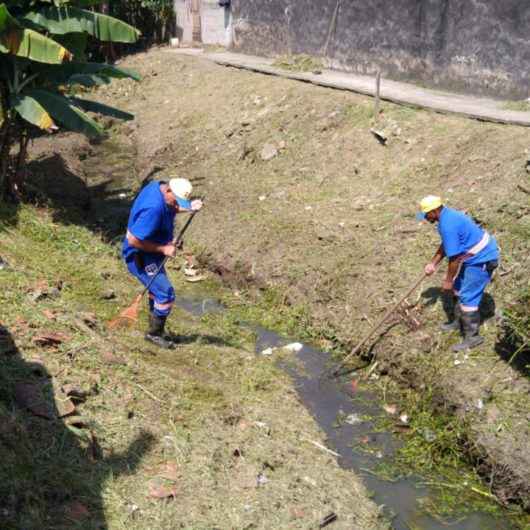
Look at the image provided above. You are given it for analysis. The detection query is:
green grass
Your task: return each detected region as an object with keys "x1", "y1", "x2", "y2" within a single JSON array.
[
  {"x1": 272, "y1": 54, "x2": 324, "y2": 73},
  {"x1": 502, "y1": 100, "x2": 530, "y2": 112},
  {"x1": 369, "y1": 386, "x2": 529, "y2": 526},
  {"x1": 0, "y1": 200, "x2": 387, "y2": 530}
]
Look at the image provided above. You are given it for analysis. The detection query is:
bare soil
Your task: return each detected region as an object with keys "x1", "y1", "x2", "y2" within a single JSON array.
[{"x1": 24, "y1": 46, "x2": 530, "y2": 513}]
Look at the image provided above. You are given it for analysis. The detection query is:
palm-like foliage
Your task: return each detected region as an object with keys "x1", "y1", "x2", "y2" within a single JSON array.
[{"x1": 0, "y1": 0, "x2": 141, "y2": 199}]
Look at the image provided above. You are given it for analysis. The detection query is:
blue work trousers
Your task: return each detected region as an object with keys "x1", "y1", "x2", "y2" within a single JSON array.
[{"x1": 126, "y1": 253, "x2": 175, "y2": 317}]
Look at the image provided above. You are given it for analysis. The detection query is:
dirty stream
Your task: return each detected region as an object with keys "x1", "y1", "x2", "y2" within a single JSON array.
[
  {"x1": 173, "y1": 293, "x2": 515, "y2": 530},
  {"x1": 75, "y1": 134, "x2": 522, "y2": 529}
]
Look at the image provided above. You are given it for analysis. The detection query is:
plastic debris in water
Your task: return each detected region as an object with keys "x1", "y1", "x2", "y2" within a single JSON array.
[
  {"x1": 283, "y1": 342, "x2": 303, "y2": 353},
  {"x1": 399, "y1": 413, "x2": 409, "y2": 424},
  {"x1": 345, "y1": 413, "x2": 362, "y2": 425},
  {"x1": 383, "y1": 404, "x2": 398, "y2": 415},
  {"x1": 261, "y1": 347, "x2": 274, "y2": 356}
]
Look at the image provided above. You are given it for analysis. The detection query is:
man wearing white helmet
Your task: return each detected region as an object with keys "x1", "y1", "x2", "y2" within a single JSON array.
[
  {"x1": 418, "y1": 196, "x2": 499, "y2": 351},
  {"x1": 122, "y1": 178, "x2": 203, "y2": 348}
]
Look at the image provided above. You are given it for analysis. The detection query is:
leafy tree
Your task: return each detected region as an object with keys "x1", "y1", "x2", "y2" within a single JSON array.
[{"x1": 0, "y1": 0, "x2": 141, "y2": 200}]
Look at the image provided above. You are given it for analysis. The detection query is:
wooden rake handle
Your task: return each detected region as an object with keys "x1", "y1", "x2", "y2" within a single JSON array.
[{"x1": 331, "y1": 272, "x2": 428, "y2": 377}]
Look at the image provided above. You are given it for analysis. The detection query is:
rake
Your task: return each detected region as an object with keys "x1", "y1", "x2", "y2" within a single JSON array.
[
  {"x1": 108, "y1": 210, "x2": 199, "y2": 330},
  {"x1": 324, "y1": 271, "x2": 429, "y2": 378}
]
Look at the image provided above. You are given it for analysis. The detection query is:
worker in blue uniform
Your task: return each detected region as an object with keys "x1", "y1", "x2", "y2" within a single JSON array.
[
  {"x1": 123, "y1": 178, "x2": 203, "y2": 349},
  {"x1": 417, "y1": 196, "x2": 499, "y2": 351}
]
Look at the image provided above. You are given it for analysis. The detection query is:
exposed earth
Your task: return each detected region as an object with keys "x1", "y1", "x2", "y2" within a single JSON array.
[{"x1": 1, "y1": 47, "x2": 529, "y2": 528}]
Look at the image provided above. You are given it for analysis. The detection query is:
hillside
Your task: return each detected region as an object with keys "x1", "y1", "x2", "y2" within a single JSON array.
[{"x1": 1, "y1": 47, "x2": 529, "y2": 527}]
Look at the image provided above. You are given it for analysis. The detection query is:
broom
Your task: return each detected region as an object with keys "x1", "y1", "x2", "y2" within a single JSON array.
[{"x1": 108, "y1": 210, "x2": 199, "y2": 330}]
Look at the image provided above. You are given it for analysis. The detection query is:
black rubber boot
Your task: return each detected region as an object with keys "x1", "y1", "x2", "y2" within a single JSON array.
[
  {"x1": 440, "y1": 299, "x2": 461, "y2": 332},
  {"x1": 145, "y1": 314, "x2": 175, "y2": 350},
  {"x1": 452, "y1": 311, "x2": 484, "y2": 352}
]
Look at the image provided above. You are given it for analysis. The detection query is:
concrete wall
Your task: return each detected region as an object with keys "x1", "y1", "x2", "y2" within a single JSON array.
[
  {"x1": 175, "y1": 0, "x2": 233, "y2": 46},
  {"x1": 230, "y1": 0, "x2": 530, "y2": 99},
  {"x1": 174, "y1": 0, "x2": 193, "y2": 43}
]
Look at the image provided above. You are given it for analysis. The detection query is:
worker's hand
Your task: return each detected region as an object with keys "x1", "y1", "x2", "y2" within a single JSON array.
[
  {"x1": 442, "y1": 278, "x2": 453, "y2": 291},
  {"x1": 161, "y1": 243, "x2": 176, "y2": 258},
  {"x1": 424, "y1": 262, "x2": 437, "y2": 276},
  {"x1": 191, "y1": 199, "x2": 203, "y2": 211}
]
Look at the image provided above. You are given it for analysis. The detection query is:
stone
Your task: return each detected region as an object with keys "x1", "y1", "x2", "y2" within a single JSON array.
[
  {"x1": 260, "y1": 143, "x2": 278, "y2": 161},
  {"x1": 0, "y1": 256, "x2": 10, "y2": 271},
  {"x1": 370, "y1": 128, "x2": 387, "y2": 145},
  {"x1": 101, "y1": 289, "x2": 116, "y2": 300}
]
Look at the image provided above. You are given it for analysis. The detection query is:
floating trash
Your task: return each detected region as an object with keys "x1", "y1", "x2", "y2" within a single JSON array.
[
  {"x1": 345, "y1": 413, "x2": 363, "y2": 425},
  {"x1": 283, "y1": 342, "x2": 303, "y2": 353},
  {"x1": 383, "y1": 404, "x2": 398, "y2": 415}
]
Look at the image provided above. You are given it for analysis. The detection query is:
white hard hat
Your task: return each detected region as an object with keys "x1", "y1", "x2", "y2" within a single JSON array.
[{"x1": 169, "y1": 178, "x2": 192, "y2": 199}]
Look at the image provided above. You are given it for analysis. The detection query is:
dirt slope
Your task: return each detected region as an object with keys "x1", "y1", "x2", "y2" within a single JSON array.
[
  {"x1": 28, "y1": 47, "x2": 530, "y2": 509},
  {"x1": 0, "y1": 203, "x2": 387, "y2": 528}
]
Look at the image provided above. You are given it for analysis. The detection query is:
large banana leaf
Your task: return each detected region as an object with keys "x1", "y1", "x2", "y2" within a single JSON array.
[
  {"x1": 68, "y1": 73, "x2": 110, "y2": 86},
  {"x1": 11, "y1": 93, "x2": 55, "y2": 129},
  {"x1": 71, "y1": 97, "x2": 134, "y2": 121},
  {"x1": 55, "y1": 61, "x2": 140, "y2": 81},
  {"x1": 23, "y1": 6, "x2": 141, "y2": 42},
  {"x1": 31, "y1": 61, "x2": 141, "y2": 86},
  {"x1": 0, "y1": 4, "x2": 71, "y2": 63},
  {"x1": 26, "y1": 88, "x2": 103, "y2": 137}
]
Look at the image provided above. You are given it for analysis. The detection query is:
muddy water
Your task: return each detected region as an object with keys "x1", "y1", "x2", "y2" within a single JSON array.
[
  {"x1": 173, "y1": 294, "x2": 515, "y2": 530},
  {"x1": 83, "y1": 137, "x2": 516, "y2": 529}
]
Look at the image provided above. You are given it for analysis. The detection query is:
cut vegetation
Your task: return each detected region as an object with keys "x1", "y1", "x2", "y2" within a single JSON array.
[{"x1": 1, "y1": 46, "x2": 529, "y2": 528}]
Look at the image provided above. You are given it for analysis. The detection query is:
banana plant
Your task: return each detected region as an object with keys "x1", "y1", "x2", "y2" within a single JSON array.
[{"x1": 0, "y1": 0, "x2": 141, "y2": 199}]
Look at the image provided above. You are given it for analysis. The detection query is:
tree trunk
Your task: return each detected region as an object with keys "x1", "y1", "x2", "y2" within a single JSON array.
[
  {"x1": 12, "y1": 129, "x2": 29, "y2": 198},
  {"x1": 0, "y1": 116, "x2": 15, "y2": 201}
]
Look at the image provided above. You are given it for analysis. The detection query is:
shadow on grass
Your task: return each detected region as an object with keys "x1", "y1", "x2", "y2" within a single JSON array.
[
  {"x1": 0, "y1": 199, "x2": 20, "y2": 232},
  {"x1": 25, "y1": 151, "x2": 134, "y2": 244},
  {"x1": 421, "y1": 286, "x2": 496, "y2": 323},
  {"x1": 167, "y1": 332, "x2": 245, "y2": 349},
  {"x1": 494, "y1": 289, "x2": 530, "y2": 379},
  {"x1": 0, "y1": 324, "x2": 154, "y2": 530},
  {"x1": 495, "y1": 336, "x2": 530, "y2": 379}
]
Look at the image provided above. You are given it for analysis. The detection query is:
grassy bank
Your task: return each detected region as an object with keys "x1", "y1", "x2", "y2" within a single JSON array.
[
  {"x1": 0, "y1": 202, "x2": 387, "y2": 529},
  {"x1": 83, "y1": 48, "x2": 530, "y2": 509}
]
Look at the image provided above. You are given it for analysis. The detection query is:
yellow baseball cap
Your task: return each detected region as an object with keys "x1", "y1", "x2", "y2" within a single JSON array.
[{"x1": 416, "y1": 195, "x2": 442, "y2": 220}]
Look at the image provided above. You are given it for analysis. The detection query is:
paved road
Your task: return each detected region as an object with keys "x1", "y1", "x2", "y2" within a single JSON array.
[{"x1": 168, "y1": 48, "x2": 530, "y2": 127}]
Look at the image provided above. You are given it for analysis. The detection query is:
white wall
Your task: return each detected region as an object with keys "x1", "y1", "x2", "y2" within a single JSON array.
[
  {"x1": 174, "y1": 0, "x2": 193, "y2": 43},
  {"x1": 174, "y1": 0, "x2": 232, "y2": 46}
]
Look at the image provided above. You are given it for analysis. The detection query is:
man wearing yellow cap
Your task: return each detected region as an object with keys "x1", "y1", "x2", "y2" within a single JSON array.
[{"x1": 418, "y1": 196, "x2": 499, "y2": 351}]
